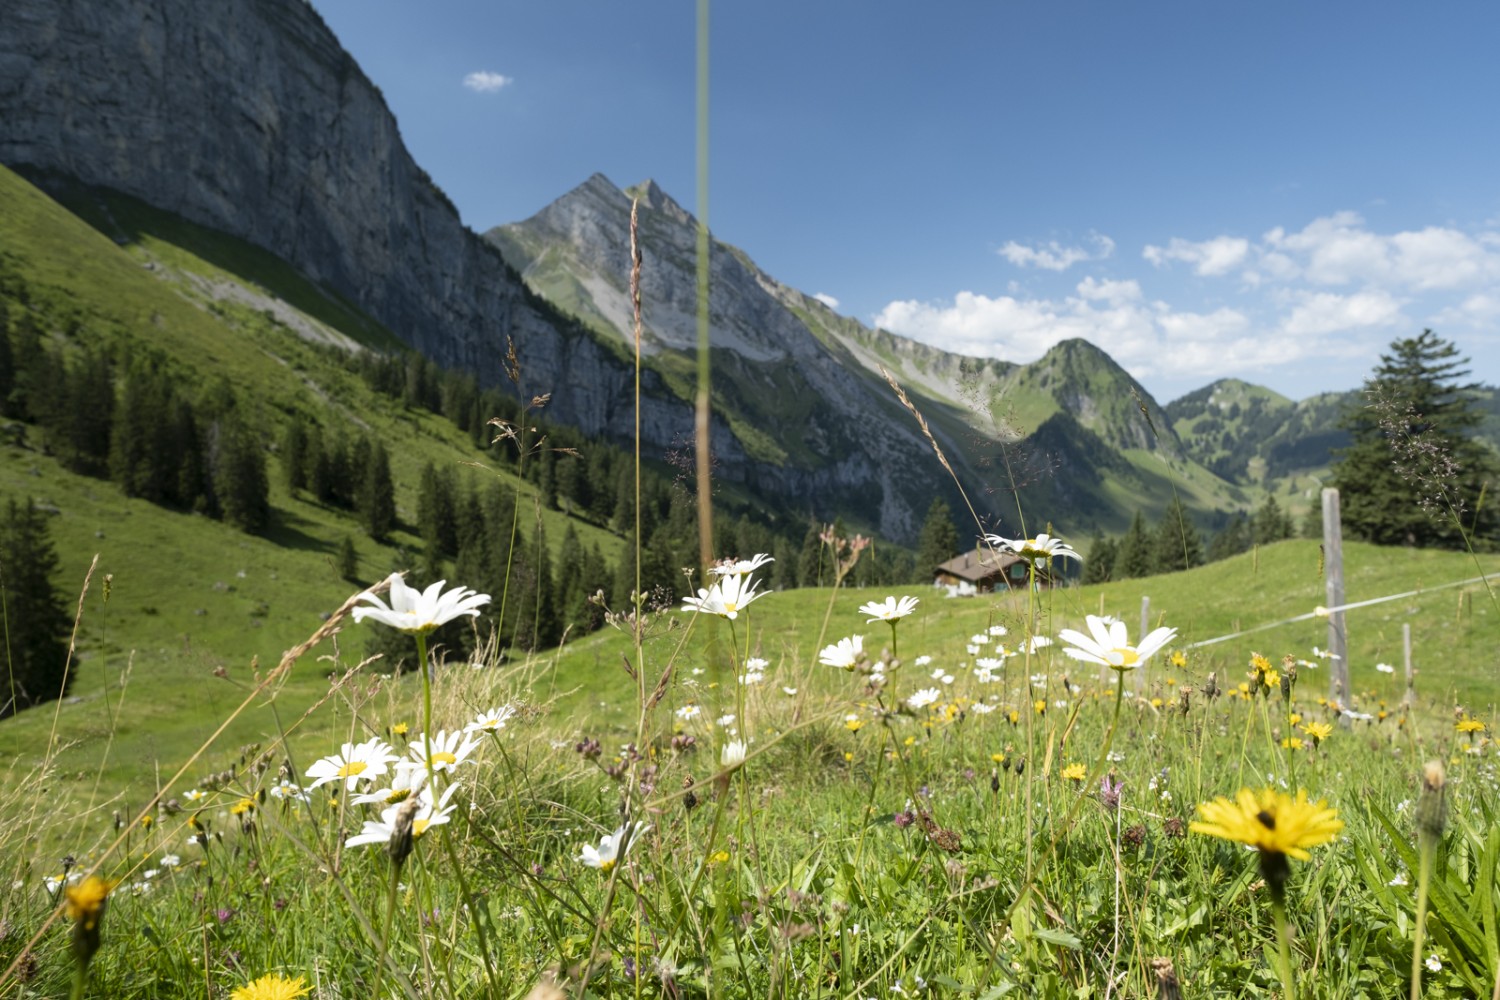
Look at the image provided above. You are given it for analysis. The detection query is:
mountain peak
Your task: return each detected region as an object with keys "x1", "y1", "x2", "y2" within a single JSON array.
[{"x1": 625, "y1": 178, "x2": 693, "y2": 226}]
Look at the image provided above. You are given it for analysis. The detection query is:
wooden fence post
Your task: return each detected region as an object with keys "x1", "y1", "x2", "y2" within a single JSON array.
[{"x1": 1321, "y1": 488, "x2": 1349, "y2": 717}]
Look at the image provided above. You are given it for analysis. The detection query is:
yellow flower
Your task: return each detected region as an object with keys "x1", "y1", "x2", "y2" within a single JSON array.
[
  {"x1": 391, "y1": 722, "x2": 410, "y2": 737},
  {"x1": 65, "y1": 876, "x2": 116, "y2": 966},
  {"x1": 230, "y1": 797, "x2": 255, "y2": 816},
  {"x1": 1457, "y1": 717, "x2": 1487, "y2": 735},
  {"x1": 1281, "y1": 737, "x2": 1305, "y2": 750},
  {"x1": 1007, "y1": 710, "x2": 1020, "y2": 725},
  {"x1": 1288, "y1": 712, "x2": 1302, "y2": 726},
  {"x1": 708, "y1": 850, "x2": 730, "y2": 865},
  {"x1": 64, "y1": 876, "x2": 115, "y2": 930},
  {"x1": 1034, "y1": 699, "x2": 1046, "y2": 715},
  {"x1": 1190, "y1": 788, "x2": 1343, "y2": 861},
  {"x1": 1060, "y1": 762, "x2": 1087, "y2": 782},
  {"x1": 990, "y1": 753, "x2": 1006, "y2": 764},
  {"x1": 1263, "y1": 669, "x2": 1280, "y2": 690},
  {"x1": 230, "y1": 973, "x2": 311, "y2": 1000},
  {"x1": 1301, "y1": 721, "x2": 1333, "y2": 745},
  {"x1": 1169, "y1": 650, "x2": 1188, "y2": 669},
  {"x1": 843, "y1": 714, "x2": 864, "y2": 732},
  {"x1": 1250, "y1": 653, "x2": 1271, "y2": 674},
  {"x1": 1150, "y1": 697, "x2": 1164, "y2": 709},
  {"x1": 843, "y1": 752, "x2": 853, "y2": 762}
]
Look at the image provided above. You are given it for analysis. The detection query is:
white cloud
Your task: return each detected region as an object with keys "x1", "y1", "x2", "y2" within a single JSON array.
[
  {"x1": 463, "y1": 71, "x2": 513, "y2": 93},
  {"x1": 812, "y1": 292, "x2": 840, "y2": 310},
  {"x1": 1281, "y1": 290, "x2": 1404, "y2": 337},
  {"x1": 997, "y1": 233, "x2": 1114, "y2": 271},
  {"x1": 1075, "y1": 276, "x2": 1141, "y2": 303},
  {"x1": 1142, "y1": 235, "x2": 1250, "y2": 276}
]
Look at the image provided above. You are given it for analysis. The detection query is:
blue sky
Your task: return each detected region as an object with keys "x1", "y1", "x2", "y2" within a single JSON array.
[{"x1": 314, "y1": 1, "x2": 1500, "y2": 403}]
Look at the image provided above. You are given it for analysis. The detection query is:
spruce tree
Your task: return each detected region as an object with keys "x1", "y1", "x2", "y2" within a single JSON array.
[
  {"x1": 1251, "y1": 495, "x2": 1293, "y2": 545},
  {"x1": 1152, "y1": 496, "x2": 1203, "y2": 573},
  {"x1": 1208, "y1": 512, "x2": 1251, "y2": 562},
  {"x1": 1116, "y1": 511, "x2": 1153, "y2": 579},
  {"x1": 336, "y1": 534, "x2": 359, "y2": 583},
  {"x1": 0, "y1": 499, "x2": 72, "y2": 717},
  {"x1": 915, "y1": 498, "x2": 960, "y2": 585},
  {"x1": 1332, "y1": 330, "x2": 1497, "y2": 547},
  {"x1": 214, "y1": 417, "x2": 271, "y2": 533},
  {"x1": 360, "y1": 441, "x2": 396, "y2": 541},
  {"x1": 1081, "y1": 532, "x2": 1115, "y2": 584},
  {"x1": 281, "y1": 418, "x2": 309, "y2": 493}
]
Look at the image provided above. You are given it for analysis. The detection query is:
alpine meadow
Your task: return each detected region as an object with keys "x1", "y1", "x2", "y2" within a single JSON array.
[{"x1": 1, "y1": 3, "x2": 1499, "y2": 1000}]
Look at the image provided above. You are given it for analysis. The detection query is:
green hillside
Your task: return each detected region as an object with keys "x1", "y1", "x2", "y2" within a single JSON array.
[
  {"x1": 0, "y1": 164, "x2": 628, "y2": 795},
  {"x1": 543, "y1": 538, "x2": 1500, "y2": 732}
]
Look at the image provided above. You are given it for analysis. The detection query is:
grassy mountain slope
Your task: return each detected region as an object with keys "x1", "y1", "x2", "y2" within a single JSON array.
[
  {"x1": 0, "y1": 164, "x2": 623, "y2": 793},
  {"x1": 493, "y1": 177, "x2": 1246, "y2": 536}
]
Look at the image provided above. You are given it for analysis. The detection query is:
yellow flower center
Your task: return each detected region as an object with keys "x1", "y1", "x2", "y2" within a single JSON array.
[
  {"x1": 413, "y1": 819, "x2": 430, "y2": 838},
  {"x1": 432, "y1": 752, "x2": 457, "y2": 766},
  {"x1": 337, "y1": 761, "x2": 368, "y2": 778},
  {"x1": 723, "y1": 602, "x2": 738, "y2": 614},
  {"x1": 1112, "y1": 648, "x2": 1140, "y2": 668},
  {"x1": 387, "y1": 789, "x2": 411, "y2": 804},
  {"x1": 599, "y1": 859, "x2": 616, "y2": 872}
]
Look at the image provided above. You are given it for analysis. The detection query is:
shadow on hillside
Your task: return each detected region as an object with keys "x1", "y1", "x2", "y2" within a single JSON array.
[
  {"x1": 262, "y1": 507, "x2": 333, "y2": 556},
  {"x1": 22, "y1": 167, "x2": 402, "y2": 350}
]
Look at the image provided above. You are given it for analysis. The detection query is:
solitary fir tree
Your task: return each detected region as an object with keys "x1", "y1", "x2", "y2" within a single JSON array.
[
  {"x1": 0, "y1": 499, "x2": 72, "y2": 717},
  {"x1": 1332, "y1": 330, "x2": 1498, "y2": 548}
]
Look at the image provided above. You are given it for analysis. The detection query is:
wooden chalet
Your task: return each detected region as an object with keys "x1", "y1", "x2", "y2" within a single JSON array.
[{"x1": 934, "y1": 549, "x2": 1053, "y2": 592}]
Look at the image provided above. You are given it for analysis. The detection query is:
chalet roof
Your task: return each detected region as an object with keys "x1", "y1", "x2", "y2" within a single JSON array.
[{"x1": 935, "y1": 548, "x2": 1028, "y2": 583}]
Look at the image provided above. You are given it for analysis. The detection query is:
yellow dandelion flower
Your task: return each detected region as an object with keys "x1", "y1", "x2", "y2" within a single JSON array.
[
  {"x1": 1034, "y1": 699, "x2": 1046, "y2": 715},
  {"x1": 65, "y1": 875, "x2": 116, "y2": 966},
  {"x1": 1250, "y1": 653, "x2": 1271, "y2": 674},
  {"x1": 1238, "y1": 682, "x2": 1251, "y2": 695},
  {"x1": 64, "y1": 876, "x2": 115, "y2": 930},
  {"x1": 991, "y1": 752, "x2": 1006, "y2": 764},
  {"x1": 1263, "y1": 669, "x2": 1280, "y2": 689},
  {"x1": 1060, "y1": 762, "x2": 1087, "y2": 782},
  {"x1": 843, "y1": 752, "x2": 853, "y2": 762},
  {"x1": 1288, "y1": 712, "x2": 1302, "y2": 726},
  {"x1": 708, "y1": 850, "x2": 730, "y2": 865},
  {"x1": 230, "y1": 797, "x2": 255, "y2": 816},
  {"x1": 230, "y1": 973, "x2": 311, "y2": 1000},
  {"x1": 391, "y1": 722, "x2": 410, "y2": 737},
  {"x1": 1169, "y1": 650, "x2": 1188, "y2": 669},
  {"x1": 1190, "y1": 788, "x2": 1343, "y2": 861},
  {"x1": 1281, "y1": 737, "x2": 1305, "y2": 750},
  {"x1": 1007, "y1": 710, "x2": 1020, "y2": 725},
  {"x1": 1456, "y1": 718, "x2": 1487, "y2": 735},
  {"x1": 1301, "y1": 721, "x2": 1333, "y2": 745},
  {"x1": 1150, "y1": 697, "x2": 1164, "y2": 708}
]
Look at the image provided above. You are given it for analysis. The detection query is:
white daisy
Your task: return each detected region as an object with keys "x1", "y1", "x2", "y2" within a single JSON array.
[
  {"x1": 1057, "y1": 615, "x2": 1177, "y2": 671},
  {"x1": 819, "y1": 635, "x2": 865, "y2": 670},
  {"x1": 353, "y1": 574, "x2": 490, "y2": 635},
  {"x1": 408, "y1": 730, "x2": 483, "y2": 775},
  {"x1": 709, "y1": 553, "x2": 774, "y2": 577},
  {"x1": 306, "y1": 737, "x2": 398, "y2": 791},
  {"x1": 857, "y1": 595, "x2": 920, "y2": 622},
  {"x1": 907, "y1": 688, "x2": 941, "y2": 710},
  {"x1": 352, "y1": 762, "x2": 427, "y2": 806},
  {"x1": 681, "y1": 573, "x2": 767, "y2": 620},
  {"x1": 345, "y1": 783, "x2": 459, "y2": 850},
  {"x1": 578, "y1": 822, "x2": 650, "y2": 872},
  {"x1": 984, "y1": 532, "x2": 1082, "y2": 566},
  {"x1": 464, "y1": 704, "x2": 517, "y2": 735}
]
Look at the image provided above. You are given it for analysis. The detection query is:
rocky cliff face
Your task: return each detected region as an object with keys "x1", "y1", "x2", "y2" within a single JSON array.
[
  {"x1": 490, "y1": 174, "x2": 1003, "y2": 539},
  {"x1": 0, "y1": 2, "x2": 765, "y2": 521},
  {"x1": 0, "y1": 0, "x2": 978, "y2": 540}
]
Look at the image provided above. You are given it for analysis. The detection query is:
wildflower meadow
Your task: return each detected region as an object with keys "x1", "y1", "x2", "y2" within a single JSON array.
[{"x1": 1, "y1": 510, "x2": 1497, "y2": 1000}]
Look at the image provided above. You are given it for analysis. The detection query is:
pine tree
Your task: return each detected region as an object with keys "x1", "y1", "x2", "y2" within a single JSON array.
[
  {"x1": 0, "y1": 499, "x2": 72, "y2": 717},
  {"x1": 1116, "y1": 511, "x2": 1153, "y2": 579},
  {"x1": 1152, "y1": 496, "x2": 1203, "y2": 573},
  {"x1": 214, "y1": 416, "x2": 271, "y2": 533},
  {"x1": 281, "y1": 418, "x2": 309, "y2": 493},
  {"x1": 360, "y1": 441, "x2": 396, "y2": 541},
  {"x1": 1208, "y1": 512, "x2": 1251, "y2": 562},
  {"x1": 1251, "y1": 495, "x2": 1293, "y2": 545},
  {"x1": 1332, "y1": 330, "x2": 1498, "y2": 547},
  {"x1": 336, "y1": 534, "x2": 359, "y2": 583},
  {"x1": 1081, "y1": 532, "x2": 1115, "y2": 584},
  {"x1": 915, "y1": 498, "x2": 960, "y2": 585}
]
